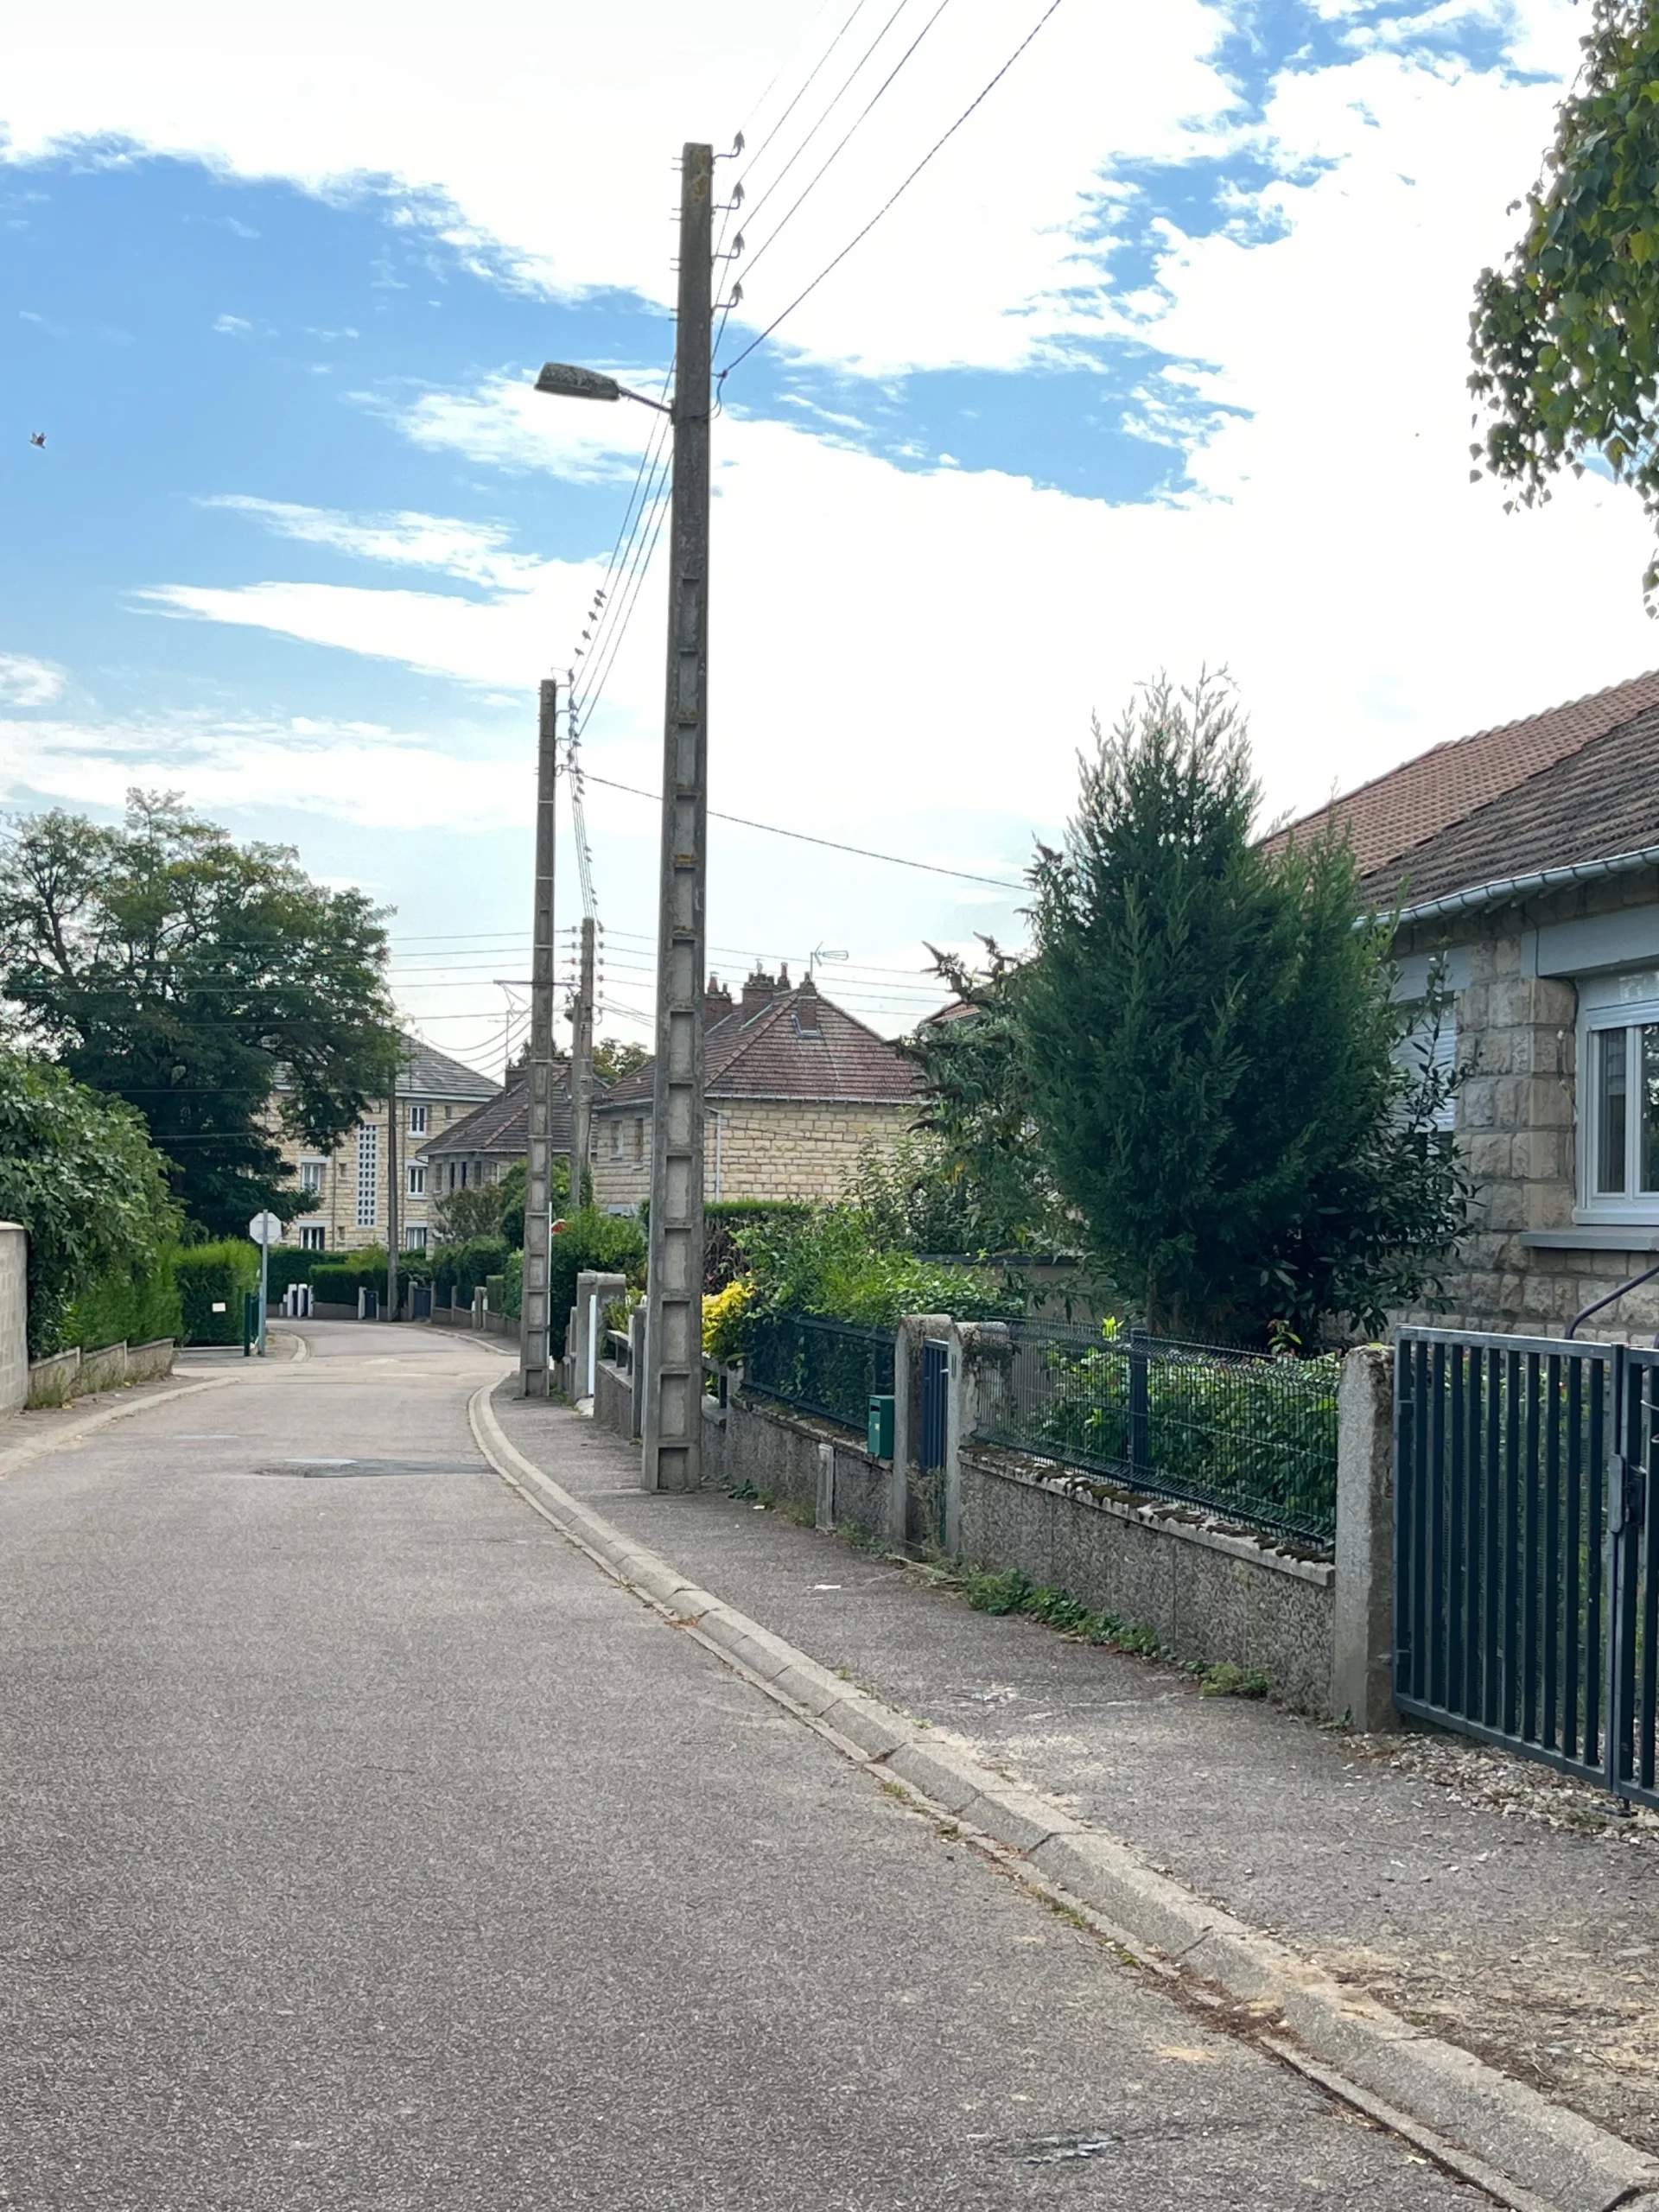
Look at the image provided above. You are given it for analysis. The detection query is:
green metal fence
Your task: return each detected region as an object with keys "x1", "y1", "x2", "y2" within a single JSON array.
[
  {"x1": 978, "y1": 1323, "x2": 1341, "y2": 1548},
  {"x1": 743, "y1": 1313, "x2": 897, "y2": 1433}
]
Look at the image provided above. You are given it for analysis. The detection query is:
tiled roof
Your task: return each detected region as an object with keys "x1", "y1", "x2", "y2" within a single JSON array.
[
  {"x1": 400, "y1": 1035, "x2": 499, "y2": 1103},
  {"x1": 597, "y1": 980, "x2": 918, "y2": 1109},
  {"x1": 1360, "y1": 699, "x2": 1659, "y2": 910},
  {"x1": 426, "y1": 1065, "x2": 591, "y2": 1157},
  {"x1": 1280, "y1": 668, "x2": 1659, "y2": 878}
]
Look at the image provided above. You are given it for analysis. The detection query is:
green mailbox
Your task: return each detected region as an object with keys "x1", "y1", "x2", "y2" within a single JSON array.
[{"x1": 868, "y1": 1393, "x2": 895, "y2": 1459}]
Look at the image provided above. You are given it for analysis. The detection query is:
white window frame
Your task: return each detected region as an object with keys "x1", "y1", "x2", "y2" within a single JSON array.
[
  {"x1": 1576, "y1": 969, "x2": 1659, "y2": 1226},
  {"x1": 356, "y1": 1121, "x2": 379, "y2": 1229},
  {"x1": 407, "y1": 1164, "x2": 426, "y2": 1198},
  {"x1": 299, "y1": 1158, "x2": 324, "y2": 1194},
  {"x1": 409, "y1": 1103, "x2": 428, "y2": 1135},
  {"x1": 404, "y1": 1225, "x2": 428, "y2": 1251},
  {"x1": 298, "y1": 1224, "x2": 327, "y2": 1251}
]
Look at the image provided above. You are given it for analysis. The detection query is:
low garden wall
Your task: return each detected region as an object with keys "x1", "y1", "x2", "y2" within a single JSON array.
[
  {"x1": 25, "y1": 1337, "x2": 175, "y2": 1408},
  {"x1": 587, "y1": 1331, "x2": 1377, "y2": 1722}
]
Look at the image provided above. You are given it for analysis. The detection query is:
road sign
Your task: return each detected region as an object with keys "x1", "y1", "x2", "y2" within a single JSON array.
[{"x1": 247, "y1": 1211, "x2": 282, "y2": 1247}]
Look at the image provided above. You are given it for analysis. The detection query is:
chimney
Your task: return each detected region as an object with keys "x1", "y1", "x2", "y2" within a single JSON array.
[
  {"x1": 741, "y1": 964, "x2": 781, "y2": 1017},
  {"x1": 792, "y1": 970, "x2": 823, "y2": 1035},
  {"x1": 704, "y1": 974, "x2": 734, "y2": 1027}
]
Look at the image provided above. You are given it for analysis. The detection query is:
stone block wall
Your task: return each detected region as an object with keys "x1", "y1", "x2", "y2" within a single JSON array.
[
  {"x1": 0, "y1": 1223, "x2": 25, "y2": 1415},
  {"x1": 590, "y1": 1097, "x2": 913, "y2": 1213},
  {"x1": 1397, "y1": 866, "x2": 1659, "y2": 1339}
]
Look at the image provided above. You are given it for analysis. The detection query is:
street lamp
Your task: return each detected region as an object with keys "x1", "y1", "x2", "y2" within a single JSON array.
[
  {"x1": 536, "y1": 362, "x2": 672, "y2": 414},
  {"x1": 532, "y1": 142, "x2": 714, "y2": 1495}
]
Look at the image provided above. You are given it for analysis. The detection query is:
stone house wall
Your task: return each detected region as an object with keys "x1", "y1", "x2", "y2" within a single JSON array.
[
  {"x1": 588, "y1": 1097, "x2": 913, "y2": 1213},
  {"x1": 270, "y1": 1092, "x2": 490, "y2": 1255},
  {"x1": 1399, "y1": 861, "x2": 1659, "y2": 1340}
]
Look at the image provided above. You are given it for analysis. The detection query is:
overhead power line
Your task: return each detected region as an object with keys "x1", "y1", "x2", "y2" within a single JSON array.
[
  {"x1": 579, "y1": 769, "x2": 1023, "y2": 888},
  {"x1": 719, "y1": 0, "x2": 1067, "y2": 384}
]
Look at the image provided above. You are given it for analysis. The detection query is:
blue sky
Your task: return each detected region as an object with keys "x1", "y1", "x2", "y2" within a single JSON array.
[{"x1": 3, "y1": 0, "x2": 1655, "y2": 1073}]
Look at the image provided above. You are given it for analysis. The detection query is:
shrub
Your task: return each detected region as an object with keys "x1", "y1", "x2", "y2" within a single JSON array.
[
  {"x1": 431, "y1": 1236, "x2": 508, "y2": 1306},
  {"x1": 264, "y1": 1248, "x2": 321, "y2": 1300},
  {"x1": 547, "y1": 1209, "x2": 647, "y2": 1357},
  {"x1": 175, "y1": 1242, "x2": 259, "y2": 1345},
  {"x1": 702, "y1": 1201, "x2": 809, "y2": 1289},
  {"x1": 702, "y1": 1277, "x2": 754, "y2": 1360},
  {"x1": 0, "y1": 1050, "x2": 181, "y2": 1357},
  {"x1": 60, "y1": 1254, "x2": 182, "y2": 1351},
  {"x1": 308, "y1": 1249, "x2": 391, "y2": 1306},
  {"x1": 736, "y1": 1206, "x2": 1021, "y2": 1333}
]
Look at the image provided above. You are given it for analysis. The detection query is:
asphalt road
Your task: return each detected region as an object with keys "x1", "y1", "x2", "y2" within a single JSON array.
[{"x1": 0, "y1": 1322, "x2": 1481, "y2": 2210}]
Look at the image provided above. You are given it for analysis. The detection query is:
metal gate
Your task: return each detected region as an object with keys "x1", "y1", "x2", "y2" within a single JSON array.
[
  {"x1": 920, "y1": 1338, "x2": 950, "y2": 1476},
  {"x1": 1395, "y1": 1327, "x2": 1659, "y2": 1808}
]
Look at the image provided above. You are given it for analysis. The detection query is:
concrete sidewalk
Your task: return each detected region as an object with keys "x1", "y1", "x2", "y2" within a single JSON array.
[{"x1": 491, "y1": 1386, "x2": 1659, "y2": 2164}]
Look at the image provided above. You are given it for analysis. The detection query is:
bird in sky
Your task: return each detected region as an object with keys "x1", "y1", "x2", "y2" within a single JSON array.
[{"x1": 29, "y1": 431, "x2": 45, "y2": 448}]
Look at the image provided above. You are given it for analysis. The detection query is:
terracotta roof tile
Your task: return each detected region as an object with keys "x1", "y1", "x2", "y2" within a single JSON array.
[
  {"x1": 1360, "y1": 701, "x2": 1659, "y2": 910},
  {"x1": 1281, "y1": 668, "x2": 1659, "y2": 877},
  {"x1": 596, "y1": 982, "x2": 918, "y2": 1110},
  {"x1": 426, "y1": 1065, "x2": 591, "y2": 1156}
]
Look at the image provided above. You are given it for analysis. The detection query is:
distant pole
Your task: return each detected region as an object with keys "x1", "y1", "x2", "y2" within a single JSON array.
[
  {"x1": 385, "y1": 1058, "x2": 400, "y2": 1322},
  {"x1": 521, "y1": 677, "x2": 558, "y2": 1397},
  {"x1": 571, "y1": 916, "x2": 595, "y2": 1211},
  {"x1": 641, "y1": 141, "x2": 714, "y2": 1494},
  {"x1": 257, "y1": 1225, "x2": 269, "y2": 1357}
]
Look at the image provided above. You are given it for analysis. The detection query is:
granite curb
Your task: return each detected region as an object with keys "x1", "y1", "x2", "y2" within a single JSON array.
[{"x1": 470, "y1": 1382, "x2": 1659, "y2": 2212}]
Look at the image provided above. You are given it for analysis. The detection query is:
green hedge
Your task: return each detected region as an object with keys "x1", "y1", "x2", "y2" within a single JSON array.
[
  {"x1": 309, "y1": 1250, "x2": 388, "y2": 1306},
  {"x1": 431, "y1": 1236, "x2": 509, "y2": 1305},
  {"x1": 263, "y1": 1247, "x2": 320, "y2": 1300},
  {"x1": 60, "y1": 1253, "x2": 181, "y2": 1352},
  {"x1": 549, "y1": 1210, "x2": 646, "y2": 1356},
  {"x1": 175, "y1": 1242, "x2": 259, "y2": 1345}
]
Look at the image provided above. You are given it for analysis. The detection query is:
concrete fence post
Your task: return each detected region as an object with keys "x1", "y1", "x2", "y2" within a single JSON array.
[
  {"x1": 1332, "y1": 1343, "x2": 1398, "y2": 1732},
  {"x1": 569, "y1": 1270, "x2": 626, "y2": 1408},
  {"x1": 0, "y1": 1221, "x2": 27, "y2": 1415},
  {"x1": 816, "y1": 1440, "x2": 836, "y2": 1531},
  {"x1": 888, "y1": 1314, "x2": 950, "y2": 1549},
  {"x1": 472, "y1": 1286, "x2": 486, "y2": 1332},
  {"x1": 945, "y1": 1322, "x2": 1012, "y2": 1559}
]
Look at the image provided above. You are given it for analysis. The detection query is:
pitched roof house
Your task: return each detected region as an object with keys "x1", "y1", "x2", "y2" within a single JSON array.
[
  {"x1": 590, "y1": 964, "x2": 919, "y2": 1211},
  {"x1": 424, "y1": 1060, "x2": 600, "y2": 1203},
  {"x1": 1281, "y1": 670, "x2": 1659, "y2": 1339}
]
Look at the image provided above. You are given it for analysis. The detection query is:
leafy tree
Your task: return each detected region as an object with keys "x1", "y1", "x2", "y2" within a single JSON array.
[
  {"x1": 899, "y1": 947, "x2": 1065, "y2": 1251},
  {"x1": 0, "y1": 791, "x2": 401, "y2": 1237},
  {"x1": 0, "y1": 1050, "x2": 181, "y2": 1356},
  {"x1": 1019, "y1": 677, "x2": 1468, "y2": 1344},
  {"x1": 592, "y1": 1037, "x2": 648, "y2": 1084},
  {"x1": 430, "y1": 1155, "x2": 559, "y2": 1248},
  {"x1": 1470, "y1": 0, "x2": 1659, "y2": 599}
]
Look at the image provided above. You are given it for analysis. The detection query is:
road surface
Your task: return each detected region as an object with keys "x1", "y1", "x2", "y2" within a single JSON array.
[{"x1": 0, "y1": 1323, "x2": 1479, "y2": 2209}]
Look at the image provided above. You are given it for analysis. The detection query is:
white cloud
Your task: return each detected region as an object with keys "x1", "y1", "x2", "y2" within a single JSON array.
[
  {"x1": 202, "y1": 493, "x2": 546, "y2": 589},
  {"x1": 0, "y1": 710, "x2": 531, "y2": 830},
  {"x1": 3, "y1": 0, "x2": 1248, "y2": 376},
  {"x1": 213, "y1": 311, "x2": 251, "y2": 334},
  {"x1": 0, "y1": 652, "x2": 65, "y2": 705}
]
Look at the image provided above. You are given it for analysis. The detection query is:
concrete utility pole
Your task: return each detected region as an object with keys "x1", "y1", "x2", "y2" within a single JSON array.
[
  {"x1": 385, "y1": 1058, "x2": 399, "y2": 1321},
  {"x1": 520, "y1": 677, "x2": 558, "y2": 1397},
  {"x1": 641, "y1": 141, "x2": 714, "y2": 1494},
  {"x1": 570, "y1": 915, "x2": 595, "y2": 1212}
]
